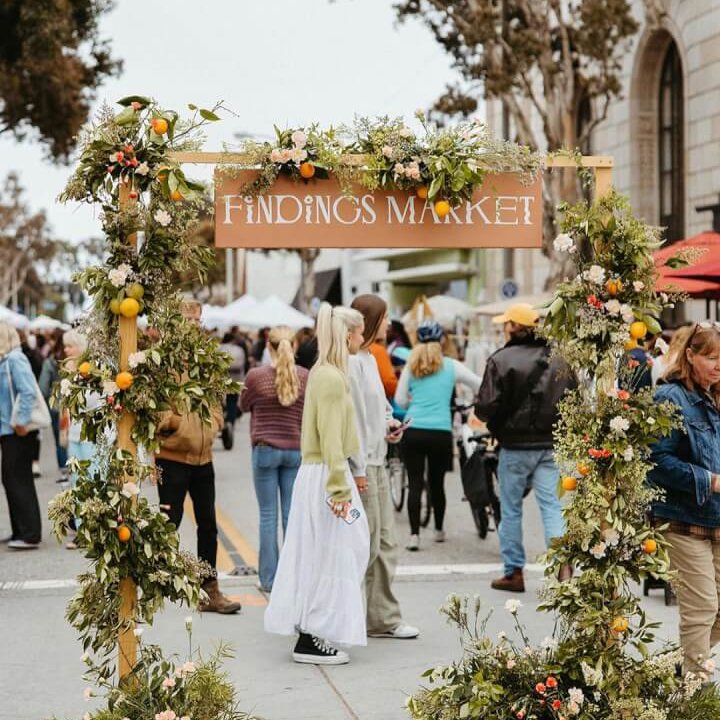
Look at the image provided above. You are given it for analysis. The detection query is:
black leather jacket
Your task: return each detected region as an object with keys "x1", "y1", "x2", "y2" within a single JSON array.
[{"x1": 474, "y1": 332, "x2": 576, "y2": 449}]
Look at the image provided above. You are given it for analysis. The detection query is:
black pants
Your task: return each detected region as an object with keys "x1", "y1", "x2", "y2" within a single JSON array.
[
  {"x1": 156, "y1": 459, "x2": 217, "y2": 569},
  {"x1": 225, "y1": 393, "x2": 239, "y2": 425},
  {"x1": 1, "y1": 433, "x2": 42, "y2": 543},
  {"x1": 402, "y1": 428, "x2": 453, "y2": 535}
]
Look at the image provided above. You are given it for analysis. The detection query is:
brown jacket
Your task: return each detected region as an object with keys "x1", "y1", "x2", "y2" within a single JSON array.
[{"x1": 155, "y1": 405, "x2": 224, "y2": 466}]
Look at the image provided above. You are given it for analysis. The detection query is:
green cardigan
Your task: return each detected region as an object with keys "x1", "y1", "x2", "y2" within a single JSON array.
[{"x1": 301, "y1": 364, "x2": 360, "y2": 502}]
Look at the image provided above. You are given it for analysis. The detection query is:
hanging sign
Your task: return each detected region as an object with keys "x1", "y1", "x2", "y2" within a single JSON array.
[{"x1": 214, "y1": 171, "x2": 542, "y2": 249}]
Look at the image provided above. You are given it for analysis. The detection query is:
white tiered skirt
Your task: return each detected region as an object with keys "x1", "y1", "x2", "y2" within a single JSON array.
[{"x1": 264, "y1": 462, "x2": 370, "y2": 646}]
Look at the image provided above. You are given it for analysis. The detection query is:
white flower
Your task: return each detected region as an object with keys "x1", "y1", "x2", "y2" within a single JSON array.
[
  {"x1": 623, "y1": 446, "x2": 635, "y2": 462},
  {"x1": 523, "y1": 645, "x2": 535, "y2": 656},
  {"x1": 60, "y1": 378, "x2": 72, "y2": 397},
  {"x1": 620, "y1": 303, "x2": 634, "y2": 323},
  {"x1": 504, "y1": 599, "x2": 523, "y2": 614},
  {"x1": 541, "y1": 636, "x2": 558, "y2": 650},
  {"x1": 133, "y1": 627, "x2": 144, "y2": 638},
  {"x1": 399, "y1": 127, "x2": 414, "y2": 138},
  {"x1": 602, "y1": 527, "x2": 620, "y2": 547},
  {"x1": 135, "y1": 162, "x2": 150, "y2": 176},
  {"x1": 647, "y1": 417, "x2": 656, "y2": 425},
  {"x1": 137, "y1": 518, "x2": 149, "y2": 530},
  {"x1": 609, "y1": 415, "x2": 630, "y2": 436},
  {"x1": 553, "y1": 233, "x2": 574, "y2": 253},
  {"x1": 393, "y1": 162, "x2": 405, "y2": 176},
  {"x1": 270, "y1": 149, "x2": 283, "y2": 163},
  {"x1": 182, "y1": 661, "x2": 196, "y2": 674},
  {"x1": 290, "y1": 148, "x2": 307, "y2": 163},
  {"x1": 108, "y1": 263, "x2": 132, "y2": 288},
  {"x1": 128, "y1": 351, "x2": 147, "y2": 369},
  {"x1": 381, "y1": 145, "x2": 394, "y2": 158},
  {"x1": 506, "y1": 658, "x2": 516, "y2": 669},
  {"x1": 703, "y1": 658, "x2": 716, "y2": 673},
  {"x1": 568, "y1": 687, "x2": 585, "y2": 706},
  {"x1": 605, "y1": 299, "x2": 622, "y2": 316},
  {"x1": 633, "y1": 280, "x2": 645, "y2": 291},
  {"x1": 291, "y1": 130, "x2": 307, "y2": 149},
  {"x1": 122, "y1": 482, "x2": 139, "y2": 498},
  {"x1": 154, "y1": 209, "x2": 172, "y2": 227},
  {"x1": 590, "y1": 541, "x2": 607, "y2": 559},
  {"x1": 583, "y1": 264, "x2": 606, "y2": 285},
  {"x1": 581, "y1": 661, "x2": 603, "y2": 686},
  {"x1": 497, "y1": 631, "x2": 507, "y2": 641},
  {"x1": 184, "y1": 615, "x2": 193, "y2": 630},
  {"x1": 102, "y1": 380, "x2": 120, "y2": 397}
]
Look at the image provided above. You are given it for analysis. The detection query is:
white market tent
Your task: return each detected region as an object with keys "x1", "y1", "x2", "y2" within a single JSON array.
[
  {"x1": 239, "y1": 295, "x2": 314, "y2": 330},
  {"x1": 0, "y1": 306, "x2": 30, "y2": 329},
  {"x1": 28, "y1": 314, "x2": 65, "y2": 331},
  {"x1": 474, "y1": 292, "x2": 554, "y2": 318},
  {"x1": 402, "y1": 294, "x2": 476, "y2": 328}
]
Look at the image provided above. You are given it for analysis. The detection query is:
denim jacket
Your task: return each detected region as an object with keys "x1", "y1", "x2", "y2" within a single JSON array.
[
  {"x1": 648, "y1": 379, "x2": 720, "y2": 527},
  {"x1": 0, "y1": 348, "x2": 37, "y2": 436}
]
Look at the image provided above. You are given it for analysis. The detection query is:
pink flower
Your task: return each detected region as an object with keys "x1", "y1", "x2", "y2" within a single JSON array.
[
  {"x1": 381, "y1": 145, "x2": 394, "y2": 158},
  {"x1": 162, "y1": 675, "x2": 176, "y2": 688}
]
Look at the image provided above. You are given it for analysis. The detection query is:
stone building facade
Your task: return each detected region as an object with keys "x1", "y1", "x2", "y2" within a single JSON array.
[{"x1": 484, "y1": 0, "x2": 720, "y2": 304}]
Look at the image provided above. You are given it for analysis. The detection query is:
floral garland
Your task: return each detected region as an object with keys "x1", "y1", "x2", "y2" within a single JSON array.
[
  {"x1": 52, "y1": 96, "x2": 247, "y2": 713},
  {"x1": 220, "y1": 113, "x2": 542, "y2": 217},
  {"x1": 407, "y1": 192, "x2": 720, "y2": 719}
]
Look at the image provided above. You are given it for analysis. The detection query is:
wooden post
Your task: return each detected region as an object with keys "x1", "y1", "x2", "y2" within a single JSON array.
[{"x1": 117, "y1": 182, "x2": 138, "y2": 680}]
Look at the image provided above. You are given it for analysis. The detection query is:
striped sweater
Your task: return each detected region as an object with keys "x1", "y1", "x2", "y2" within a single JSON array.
[{"x1": 240, "y1": 365, "x2": 308, "y2": 449}]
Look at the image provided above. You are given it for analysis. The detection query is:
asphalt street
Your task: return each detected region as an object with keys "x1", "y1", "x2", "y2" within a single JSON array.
[{"x1": 0, "y1": 417, "x2": 679, "y2": 720}]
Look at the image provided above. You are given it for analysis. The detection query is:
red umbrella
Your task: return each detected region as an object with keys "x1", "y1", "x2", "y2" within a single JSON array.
[{"x1": 654, "y1": 231, "x2": 720, "y2": 298}]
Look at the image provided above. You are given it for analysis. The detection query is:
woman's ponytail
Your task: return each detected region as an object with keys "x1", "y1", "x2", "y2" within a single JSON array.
[
  {"x1": 315, "y1": 302, "x2": 363, "y2": 376},
  {"x1": 269, "y1": 326, "x2": 299, "y2": 406}
]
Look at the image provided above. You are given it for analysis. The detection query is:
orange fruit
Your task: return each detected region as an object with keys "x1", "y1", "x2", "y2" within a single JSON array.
[
  {"x1": 642, "y1": 538, "x2": 658, "y2": 554},
  {"x1": 117, "y1": 525, "x2": 131, "y2": 543},
  {"x1": 561, "y1": 476, "x2": 577, "y2": 491},
  {"x1": 109, "y1": 298, "x2": 122, "y2": 315},
  {"x1": 170, "y1": 190, "x2": 183, "y2": 202},
  {"x1": 115, "y1": 371, "x2": 134, "y2": 391},
  {"x1": 416, "y1": 185, "x2": 429, "y2": 199},
  {"x1": 151, "y1": 118, "x2": 168, "y2": 135},
  {"x1": 576, "y1": 463, "x2": 591, "y2": 477},
  {"x1": 78, "y1": 361, "x2": 92, "y2": 377},
  {"x1": 434, "y1": 200, "x2": 451, "y2": 218},
  {"x1": 624, "y1": 339, "x2": 638, "y2": 351},
  {"x1": 299, "y1": 162, "x2": 315, "y2": 179},
  {"x1": 126, "y1": 283, "x2": 145, "y2": 300},
  {"x1": 605, "y1": 279, "x2": 623, "y2": 297},
  {"x1": 629, "y1": 321, "x2": 647, "y2": 340},
  {"x1": 119, "y1": 297, "x2": 140, "y2": 318},
  {"x1": 611, "y1": 616, "x2": 629, "y2": 634}
]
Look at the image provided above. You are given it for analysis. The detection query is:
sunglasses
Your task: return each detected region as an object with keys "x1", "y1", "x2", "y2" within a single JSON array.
[{"x1": 686, "y1": 321, "x2": 720, "y2": 348}]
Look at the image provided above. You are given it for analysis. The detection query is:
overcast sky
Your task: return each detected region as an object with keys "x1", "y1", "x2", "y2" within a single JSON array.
[{"x1": 1, "y1": 0, "x2": 472, "y2": 244}]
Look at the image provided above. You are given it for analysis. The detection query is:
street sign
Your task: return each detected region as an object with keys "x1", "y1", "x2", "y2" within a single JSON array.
[{"x1": 501, "y1": 279, "x2": 519, "y2": 299}]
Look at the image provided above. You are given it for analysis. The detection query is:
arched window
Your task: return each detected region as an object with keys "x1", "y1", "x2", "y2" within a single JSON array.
[{"x1": 658, "y1": 42, "x2": 684, "y2": 242}]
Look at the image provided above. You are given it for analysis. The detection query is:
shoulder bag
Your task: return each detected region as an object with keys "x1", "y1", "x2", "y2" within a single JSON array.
[{"x1": 5, "y1": 360, "x2": 52, "y2": 431}]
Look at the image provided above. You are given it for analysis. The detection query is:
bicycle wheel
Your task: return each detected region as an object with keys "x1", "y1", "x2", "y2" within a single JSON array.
[
  {"x1": 221, "y1": 421, "x2": 234, "y2": 450},
  {"x1": 387, "y1": 457, "x2": 406, "y2": 512},
  {"x1": 469, "y1": 500, "x2": 489, "y2": 539},
  {"x1": 420, "y1": 479, "x2": 432, "y2": 528},
  {"x1": 488, "y1": 465, "x2": 501, "y2": 530}
]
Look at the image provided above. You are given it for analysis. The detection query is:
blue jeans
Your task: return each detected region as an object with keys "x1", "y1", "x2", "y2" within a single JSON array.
[
  {"x1": 497, "y1": 448, "x2": 565, "y2": 576},
  {"x1": 251, "y1": 445, "x2": 301, "y2": 591}
]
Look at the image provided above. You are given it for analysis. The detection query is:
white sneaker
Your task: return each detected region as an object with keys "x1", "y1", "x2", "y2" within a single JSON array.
[
  {"x1": 406, "y1": 534, "x2": 419, "y2": 551},
  {"x1": 434, "y1": 529, "x2": 446, "y2": 543},
  {"x1": 32, "y1": 461, "x2": 41, "y2": 478},
  {"x1": 369, "y1": 623, "x2": 419, "y2": 639}
]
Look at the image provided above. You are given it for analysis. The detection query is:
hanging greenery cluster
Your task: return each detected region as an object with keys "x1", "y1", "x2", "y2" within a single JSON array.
[
  {"x1": 407, "y1": 192, "x2": 720, "y2": 720},
  {"x1": 51, "y1": 96, "x2": 247, "y2": 714},
  {"x1": 221, "y1": 113, "x2": 542, "y2": 217}
]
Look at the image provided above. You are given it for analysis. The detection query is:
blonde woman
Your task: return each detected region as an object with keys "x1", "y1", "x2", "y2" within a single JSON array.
[
  {"x1": 0, "y1": 321, "x2": 42, "y2": 549},
  {"x1": 241, "y1": 326, "x2": 309, "y2": 592},
  {"x1": 265, "y1": 303, "x2": 370, "y2": 665},
  {"x1": 395, "y1": 320, "x2": 481, "y2": 551}
]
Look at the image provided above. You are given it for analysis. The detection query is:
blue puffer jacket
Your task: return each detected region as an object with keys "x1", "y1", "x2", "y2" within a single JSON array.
[
  {"x1": 0, "y1": 347, "x2": 37, "y2": 437},
  {"x1": 649, "y1": 379, "x2": 720, "y2": 527}
]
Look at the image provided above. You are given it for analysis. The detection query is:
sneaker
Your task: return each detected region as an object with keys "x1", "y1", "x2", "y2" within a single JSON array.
[
  {"x1": 368, "y1": 622, "x2": 419, "y2": 639},
  {"x1": 32, "y1": 461, "x2": 41, "y2": 478},
  {"x1": 406, "y1": 534, "x2": 419, "y2": 551},
  {"x1": 433, "y1": 529, "x2": 446, "y2": 543},
  {"x1": 8, "y1": 539, "x2": 40, "y2": 550},
  {"x1": 491, "y1": 568, "x2": 525, "y2": 593},
  {"x1": 66, "y1": 536, "x2": 78, "y2": 550},
  {"x1": 293, "y1": 632, "x2": 349, "y2": 665}
]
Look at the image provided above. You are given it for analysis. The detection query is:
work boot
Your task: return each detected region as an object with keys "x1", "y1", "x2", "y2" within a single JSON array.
[
  {"x1": 199, "y1": 579, "x2": 242, "y2": 614},
  {"x1": 491, "y1": 568, "x2": 525, "y2": 593}
]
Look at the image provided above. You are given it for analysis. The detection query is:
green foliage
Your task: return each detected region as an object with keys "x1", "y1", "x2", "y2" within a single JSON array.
[
  {"x1": 219, "y1": 115, "x2": 542, "y2": 210},
  {"x1": 408, "y1": 192, "x2": 719, "y2": 718}
]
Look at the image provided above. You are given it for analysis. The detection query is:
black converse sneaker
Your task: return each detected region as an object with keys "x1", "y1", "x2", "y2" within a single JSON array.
[{"x1": 292, "y1": 632, "x2": 349, "y2": 665}]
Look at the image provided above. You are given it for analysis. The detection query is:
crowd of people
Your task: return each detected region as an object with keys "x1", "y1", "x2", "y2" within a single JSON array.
[{"x1": 3, "y1": 300, "x2": 720, "y2": 672}]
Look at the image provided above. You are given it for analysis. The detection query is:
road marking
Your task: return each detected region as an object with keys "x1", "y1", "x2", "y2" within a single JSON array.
[
  {"x1": 0, "y1": 563, "x2": 548, "y2": 592},
  {"x1": 215, "y1": 505, "x2": 259, "y2": 570}
]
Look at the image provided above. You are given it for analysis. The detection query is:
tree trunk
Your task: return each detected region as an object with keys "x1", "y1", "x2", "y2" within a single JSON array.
[{"x1": 299, "y1": 248, "x2": 320, "y2": 314}]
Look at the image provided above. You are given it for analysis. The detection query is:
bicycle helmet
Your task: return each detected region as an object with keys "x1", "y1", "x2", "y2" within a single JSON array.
[{"x1": 416, "y1": 320, "x2": 444, "y2": 344}]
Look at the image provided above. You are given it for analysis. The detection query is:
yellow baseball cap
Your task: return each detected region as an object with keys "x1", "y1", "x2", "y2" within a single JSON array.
[{"x1": 492, "y1": 303, "x2": 539, "y2": 327}]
